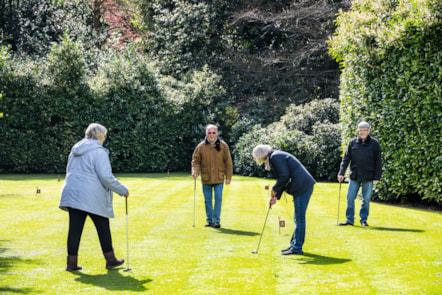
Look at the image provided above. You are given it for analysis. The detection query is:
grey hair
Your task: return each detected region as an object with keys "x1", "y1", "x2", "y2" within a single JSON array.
[
  {"x1": 253, "y1": 144, "x2": 273, "y2": 165},
  {"x1": 206, "y1": 124, "x2": 218, "y2": 133},
  {"x1": 358, "y1": 121, "x2": 371, "y2": 129},
  {"x1": 85, "y1": 123, "x2": 107, "y2": 140}
]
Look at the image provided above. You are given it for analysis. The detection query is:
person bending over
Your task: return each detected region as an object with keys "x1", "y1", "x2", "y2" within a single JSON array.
[{"x1": 253, "y1": 144, "x2": 316, "y2": 255}]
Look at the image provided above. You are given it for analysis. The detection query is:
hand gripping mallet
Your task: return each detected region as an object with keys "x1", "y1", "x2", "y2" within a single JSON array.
[
  {"x1": 252, "y1": 205, "x2": 271, "y2": 254},
  {"x1": 124, "y1": 197, "x2": 131, "y2": 272}
]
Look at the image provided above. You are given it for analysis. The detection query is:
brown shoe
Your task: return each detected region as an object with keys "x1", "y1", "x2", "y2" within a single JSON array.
[
  {"x1": 66, "y1": 255, "x2": 82, "y2": 271},
  {"x1": 103, "y1": 250, "x2": 124, "y2": 269}
]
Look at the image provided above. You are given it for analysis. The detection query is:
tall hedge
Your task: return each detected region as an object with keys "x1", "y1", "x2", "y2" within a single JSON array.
[
  {"x1": 0, "y1": 37, "x2": 235, "y2": 173},
  {"x1": 328, "y1": 0, "x2": 442, "y2": 203}
]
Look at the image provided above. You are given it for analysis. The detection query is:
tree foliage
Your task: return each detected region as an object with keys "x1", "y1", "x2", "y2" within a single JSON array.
[
  {"x1": 137, "y1": 0, "x2": 351, "y2": 119},
  {"x1": 0, "y1": 0, "x2": 106, "y2": 54},
  {"x1": 328, "y1": 0, "x2": 442, "y2": 203}
]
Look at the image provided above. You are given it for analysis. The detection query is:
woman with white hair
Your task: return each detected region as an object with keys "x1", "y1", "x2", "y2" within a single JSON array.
[
  {"x1": 253, "y1": 144, "x2": 315, "y2": 255},
  {"x1": 59, "y1": 123, "x2": 129, "y2": 271}
]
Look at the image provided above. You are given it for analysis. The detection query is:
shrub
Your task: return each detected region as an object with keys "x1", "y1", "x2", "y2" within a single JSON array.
[
  {"x1": 0, "y1": 39, "x2": 238, "y2": 173},
  {"x1": 281, "y1": 98, "x2": 340, "y2": 135},
  {"x1": 311, "y1": 122, "x2": 342, "y2": 181},
  {"x1": 328, "y1": 0, "x2": 442, "y2": 203},
  {"x1": 89, "y1": 45, "x2": 176, "y2": 172},
  {"x1": 0, "y1": 36, "x2": 97, "y2": 173},
  {"x1": 233, "y1": 98, "x2": 341, "y2": 180}
]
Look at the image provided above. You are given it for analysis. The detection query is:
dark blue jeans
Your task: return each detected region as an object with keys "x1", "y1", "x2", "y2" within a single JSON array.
[
  {"x1": 202, "y1": 183, "x2": 224, "y2": 223},
  {"x1": 345, "y1": 180, "x2": 373, "y2": 224},
  {"x1": 290, "y1": 186, "x2": 314, "y2": 251}
]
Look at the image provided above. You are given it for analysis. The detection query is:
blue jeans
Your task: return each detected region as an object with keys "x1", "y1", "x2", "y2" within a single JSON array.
[
  {"x1": 202, "y1": 183, "x2": 224, "y2": 223},
  {"x1": 345, "y1": 180, "x2": 373, "y2": 224},
  {"x1": 290, "y1": 186, "x2": 313, "y2": 251}
]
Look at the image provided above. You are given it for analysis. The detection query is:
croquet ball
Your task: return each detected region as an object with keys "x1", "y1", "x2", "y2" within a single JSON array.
[{"x1": 229, "y1": 249, "x2": 233, "y2": 252}]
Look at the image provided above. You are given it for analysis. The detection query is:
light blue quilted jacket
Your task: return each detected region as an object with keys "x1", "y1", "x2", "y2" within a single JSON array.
[{"x1": 59, "y1": 138, "x2": 128, "y2": 218}]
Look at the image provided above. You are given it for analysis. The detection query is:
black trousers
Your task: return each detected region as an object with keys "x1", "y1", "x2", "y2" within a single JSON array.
[{"x1": 67, "y1": 208, "x2": 113, "y2": 256}]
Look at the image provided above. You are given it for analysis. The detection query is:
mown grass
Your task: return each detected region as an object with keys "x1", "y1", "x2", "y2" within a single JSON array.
[{"x1": 0, "y1": 173, "x2": 441, "y2": 294}]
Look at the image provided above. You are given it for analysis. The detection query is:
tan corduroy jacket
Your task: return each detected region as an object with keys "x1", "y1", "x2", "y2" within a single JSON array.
[{"x1": 191, "y1": 138, "x2": 233, "y2": 184}]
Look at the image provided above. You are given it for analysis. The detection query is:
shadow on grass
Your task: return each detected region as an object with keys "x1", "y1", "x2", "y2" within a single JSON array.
[
  {"x1": 73, "y1": 269, "x2": 152, "y2": 292},
  {"x1": 0, "y1": 240, "x2": 41, "y2": 294},
  {"x1": 215, "y1": 228, "x2": 260, "y2": 236},
  {"x1": 368, "y1": 226, "x2": 424, "y2": 233},
  {"x1": 296, "y1": 253, "x2": 351, "y2": 265},
  {"x1": 0, "y1": 256, "x2": 35, "y2": 274},
  {"x1": 0, "y1": 287, "x2": 38, "y2": 294}
]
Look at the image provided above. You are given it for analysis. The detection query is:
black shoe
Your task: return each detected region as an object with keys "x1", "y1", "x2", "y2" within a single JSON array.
[
  {"x1": 212, "y1": 222, "x2": 221, "y2": 228},
  {"x1": 361, "y1": 221, "x2": 369, "y2": 227},
  {"x1": 205, "y1": 222, "x2": 213, "y2": 227},
  {"x1": 281, "y1": 248, "x2": 304, "y2": 255},
  {"x1": 339, "y1": 221, "x2": 354, "y2": 226},
  {"x1": 281, "y1": 247, "x2": 291, "y2": 252}
]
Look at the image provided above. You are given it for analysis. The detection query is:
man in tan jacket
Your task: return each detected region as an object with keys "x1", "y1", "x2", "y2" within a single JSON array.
[{"x1": 192, "y1": 124, "x2": 233, "y2": 228}]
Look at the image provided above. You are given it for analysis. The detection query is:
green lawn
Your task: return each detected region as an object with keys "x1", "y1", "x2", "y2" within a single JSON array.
[{"x1": 0, "y1": 173, "x2": 441, "y2": 294}]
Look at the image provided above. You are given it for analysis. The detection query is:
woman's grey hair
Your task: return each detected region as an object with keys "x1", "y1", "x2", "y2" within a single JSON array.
[
  {"x1": 253, "y1": 144, "x2": 273, "y2": 165},
  {"x1": 85, "y1": 123, "x2": 107, "y2": 140},
  {"x1": 206, "y1": 124, "x2": 218, "y2": 134}
]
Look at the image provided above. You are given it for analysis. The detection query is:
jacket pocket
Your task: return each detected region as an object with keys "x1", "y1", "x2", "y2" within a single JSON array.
[
  {"x1": 201, "y1": 168, "x2": 210, "y2": 182},
  {"x1": 218, "y1": 168, "x2": 225, "y2": 181}
]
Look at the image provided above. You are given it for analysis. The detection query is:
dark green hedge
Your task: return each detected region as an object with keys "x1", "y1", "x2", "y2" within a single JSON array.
[
  {"x1": 0, "y1": 36, "x2": 235, "y2": 173},
  {"x1": 328, "y1": 0, "x2": 442, "y2": 203}
]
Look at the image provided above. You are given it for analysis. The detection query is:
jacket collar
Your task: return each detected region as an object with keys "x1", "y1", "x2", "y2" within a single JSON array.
[
  {"x1": 204, "y1": 137, "x2": 221, "y2": 151},
  {"x1": 357, "y1": 134, "x2": 371, "y2": 144},
  {"x1": 204, "y1": 137, "x2": 220, "y2": 145}
]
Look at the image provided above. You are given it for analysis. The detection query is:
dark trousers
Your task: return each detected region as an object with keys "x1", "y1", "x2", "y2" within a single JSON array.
[{"x1": 67, "y1": 208, "x2": 113, "y2": 256}]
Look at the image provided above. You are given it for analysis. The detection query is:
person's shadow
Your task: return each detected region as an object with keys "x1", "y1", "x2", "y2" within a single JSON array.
[
  {"x1": 72, "y1": 269, "x2": 152, "y2": 292},
  {"x1": 215, "y1": 228, "x2": 260, "y2": 236},
  {"x1": 368, "y1": 226, "x2": 424, "y2": 233},
  {"x1": 295, "y1": 253, "x2": 351, "y2": 265}
]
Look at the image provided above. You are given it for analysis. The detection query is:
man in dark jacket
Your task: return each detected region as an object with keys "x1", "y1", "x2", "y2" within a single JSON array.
[{"x1": 338, "y1": 121, "x2": 382, "y2": 227}]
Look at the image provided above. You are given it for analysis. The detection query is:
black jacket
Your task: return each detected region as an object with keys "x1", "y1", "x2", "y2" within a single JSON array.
[
  {"x1": 339, "y1": 135, "x2": 382, "y2": 181},
  {"x1": 269, "y1": 150, "x2": 316, "y2": 199}
]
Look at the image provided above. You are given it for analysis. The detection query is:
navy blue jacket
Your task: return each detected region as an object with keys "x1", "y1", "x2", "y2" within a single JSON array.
[
  {"x1": 269, "y1": 150, "x2": 316, "y2": 199},
  {"x1": 339, "y1": 135, "x2": 382, "y2": 181}
]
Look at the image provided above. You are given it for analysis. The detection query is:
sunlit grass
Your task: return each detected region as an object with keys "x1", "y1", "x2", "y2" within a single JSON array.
[{"x1": 0, "y1": 173, "x2": 441, "y2": 294}]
